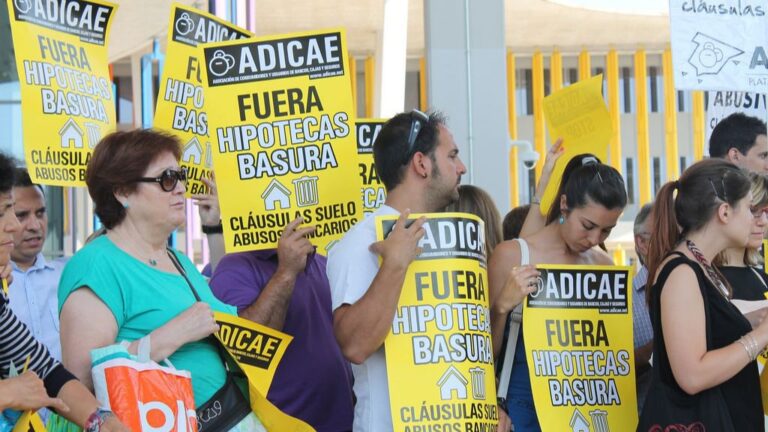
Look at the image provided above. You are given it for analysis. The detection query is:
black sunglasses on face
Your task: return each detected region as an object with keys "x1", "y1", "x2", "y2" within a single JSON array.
[
  {"x1": 403, "y1": 109, "x2": 429, "y2": 165},
  {"x1": 135, "y1": 168, "x2": 187, "y2": 192}
]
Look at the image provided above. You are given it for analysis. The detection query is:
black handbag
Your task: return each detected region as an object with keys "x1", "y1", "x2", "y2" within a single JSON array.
[
  {"x1": 167, "y1": 249, "x2": 252, "y2": 432},
  {"x1": 636, "y1": 254, "x2": 736, "y2": 432}
]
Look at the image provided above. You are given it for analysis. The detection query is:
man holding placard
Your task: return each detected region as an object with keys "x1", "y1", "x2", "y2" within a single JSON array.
[{"x1": 327, "y1": 110, "x2": 467, "y2": 431}]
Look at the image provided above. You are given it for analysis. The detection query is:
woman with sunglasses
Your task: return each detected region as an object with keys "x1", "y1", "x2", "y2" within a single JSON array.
[
  {"x1": 58, "y1": 130, "x2": 264, "y2": 431},
  {"x1": 489, "y1": 154, "x2": 627, "y2": 431},
  {"x1": 714, "y1": 172, "x2": 768, "y2": 301}
]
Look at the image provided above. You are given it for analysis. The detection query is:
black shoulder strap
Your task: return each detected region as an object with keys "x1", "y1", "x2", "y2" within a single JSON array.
[
  {"x1": 166, "y1": 248, "x2": 202, "y2": 302},
  {"x1": 166, "y1": 248, "x2": 239, "y2": 372},
  {"x1": 653, "y1": 253, "x2": 714, "y2": 350}
]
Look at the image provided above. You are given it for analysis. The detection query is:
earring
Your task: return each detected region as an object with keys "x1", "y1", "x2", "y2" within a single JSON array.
[
  {"x1": 122, "y1": 201, "x2": 129, "y2": 209},
  {"x1": 558, "y1": 215, "x2": 565, "y2": 225}
]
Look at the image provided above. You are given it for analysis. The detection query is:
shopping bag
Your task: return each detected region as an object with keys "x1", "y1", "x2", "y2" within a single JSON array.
[{"x1": 91, "y1": 338, "x2": 197, "y2": 432}]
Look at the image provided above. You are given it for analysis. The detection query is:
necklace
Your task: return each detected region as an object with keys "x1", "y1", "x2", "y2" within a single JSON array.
[
  {"x1": 148, "y1": 258, "x2": 158, "y2": 266},
  {"x1": 685, "y1": 239, "x2": 730, "y2": 299}
]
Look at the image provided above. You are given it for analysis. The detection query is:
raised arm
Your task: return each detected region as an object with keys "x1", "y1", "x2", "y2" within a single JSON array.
[
  {"x1": 238, "y1": 218, "x2": 316, "y2": 330},
  {"x1": 519, "y1": 138, "x2": 565, "y2": 238},
  {"x1": 332, "y1": 213, "x2": 426, "y2": 364},
  {"x1": 193, "y1": 174, "x2": 225, "y2": 273}
]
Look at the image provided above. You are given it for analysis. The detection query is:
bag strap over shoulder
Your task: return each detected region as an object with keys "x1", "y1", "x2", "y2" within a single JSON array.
[
  {"x1": 167, "y1": 249, "x2": 202, "y2": 302},
  {"x1": 496, "y1": 238, "x2": 530, "y2": 400},
  {"x1": 516, "y1": 238, "x2": 530, "y2": 266}
]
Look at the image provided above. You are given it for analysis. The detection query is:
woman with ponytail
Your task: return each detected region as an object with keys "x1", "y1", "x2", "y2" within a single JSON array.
[
  {"x1": 638, "y1": 159, "x2": 767, "y2": 431},
  {"x1": 489, "y1": 154, "x2": 627, "y2": 431}
]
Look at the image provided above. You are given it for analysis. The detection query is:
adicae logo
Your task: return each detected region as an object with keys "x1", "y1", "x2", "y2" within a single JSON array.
[
  {"x1": 209, "y1": 50, "x2": 236, "y2": 77},
  {"x1": 530, "y1": 275, "x2": 545, "y2": 299},
  {"x1": 175, "y1": 12, "x2": 194, "y2": 36},
  {"x1": 13, "y1": 0, "x2": 32, "y2": 14}
]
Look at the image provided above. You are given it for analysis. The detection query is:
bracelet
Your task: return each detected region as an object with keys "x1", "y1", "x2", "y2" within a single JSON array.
[
  {"x1": 738, "y1": 337, "x2": 753, "y2": 361},
  {"x1": 738, "y1": 334, "x2": 760, "y2": 361},
  {"x1": 86, "y1": 408, "x2": 114, "y2": 432},
  {"x1": 747, "y1": 333, "x2": 760, "y2": 360},
  {"x1": 202, "y1": 221, "x2": 223, "y2": 234}
]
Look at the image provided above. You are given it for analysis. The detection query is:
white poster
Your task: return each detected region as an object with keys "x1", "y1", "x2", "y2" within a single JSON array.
[
  {"x1": 706, "y1": 91, "x2": 768, "y2": 142},
  {"x1": 670, "y1": 0, "x2": 768, "y2": 91}
]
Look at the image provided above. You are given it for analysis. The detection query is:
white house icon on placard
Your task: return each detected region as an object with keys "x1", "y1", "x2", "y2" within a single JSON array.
[
  {"x1": 437, "y1": 366, "x2": 468, "y2": 400},
  {"x1": 182, "y1": 137, "x2": 203, "y2": 165},
  {"x1": 261, "y1": 179, "x2": 291, "y2": 211},
  {"x1": 59, "y1": 118, "x2": 84, "y2": 148},
  {"x1": 570, "y1": 409, "x2": 590, "y2": 432}
]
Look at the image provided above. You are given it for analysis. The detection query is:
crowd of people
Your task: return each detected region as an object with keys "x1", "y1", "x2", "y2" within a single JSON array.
[{"x1": 0, "y1": 108, "x2": 766, "y2": 432}]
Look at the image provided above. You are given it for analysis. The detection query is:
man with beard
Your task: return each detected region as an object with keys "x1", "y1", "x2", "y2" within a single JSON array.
[{"x1": 327, "y1": 110, "x2": 468, "y2": 431}]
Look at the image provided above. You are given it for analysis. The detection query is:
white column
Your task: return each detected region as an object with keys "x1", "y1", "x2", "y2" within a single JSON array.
[
  {"x1": 424, "y1": 0, "x2": 510, "y2": 212},
  {"x1": 374, "y1": 0, "x2": 408, "y2": 117}
]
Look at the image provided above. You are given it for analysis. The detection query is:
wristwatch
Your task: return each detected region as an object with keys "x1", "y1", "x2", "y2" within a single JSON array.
[
  {"x1": 86, "y1": 408, "x2": 115, "y2": 432},
  {"x1": 202, "y1": 221, "x2": 224, "y2": 234}
]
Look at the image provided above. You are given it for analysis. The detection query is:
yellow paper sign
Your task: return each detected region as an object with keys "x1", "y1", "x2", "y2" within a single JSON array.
[
  {"x1": 153, "y1": 3, "x2": 251, "y2": 197},
  {"x1": 11, "y1": 411, "x2": 46, "y2": 432},
  {"x1": 201, "y1": 29, "x2": 363, "y2": 254},
  {"x1": 356, "y1": 119, "x2": 387, "y2": 215},
  {"x1": 540, "y1": 75, "x2": 612, "y2": 215},
  {"x1": 213, "y1": 312, "x2": 314, "y2": 431},
  {"x1": 523, "y1": 264, "x2": 637, "y2": 431},
  {"x1": 7, "y1": 0, "x2": 117, "y2": 187},
  {"x1": 376, "y1": 213, "x2": 500, "y2": 432}
]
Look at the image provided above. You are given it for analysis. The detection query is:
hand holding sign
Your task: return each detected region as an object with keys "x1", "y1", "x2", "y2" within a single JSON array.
[
  {"x1": 496, "y1": 265, "x2": 541, "y2": 314},
  {"x1": 370, "y1": 211, "x2": 426, "y2": 272},
  {"x1": 192, "y1": 173, "x2": 221, "y2": 226},
  {"x1": 0, "y1": 370, "x2": 68, "y2": 412},
  {"x1": 276, "y1": 217, "x2": 317, "y2": 276}
]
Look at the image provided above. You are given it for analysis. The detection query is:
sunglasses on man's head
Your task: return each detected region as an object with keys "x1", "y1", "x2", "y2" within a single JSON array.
[
  {"x1": 402, "y1": 109, "x2": 429, "y2": 165},
  {"x1": 134, "y1": 168, "x2": 187, "y2": 192}
]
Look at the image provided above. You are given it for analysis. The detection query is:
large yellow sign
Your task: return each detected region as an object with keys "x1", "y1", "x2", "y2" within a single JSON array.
[
  {"x1": 540, "y1": 75, "x2": 612, "y2": 215},
  {"x1": 201, "y1": 29, "x2": 362, "y2": 253},
  {"x1": 356, "y1": 119, "x2": 387, "y2": 215},
  {"x1": 524, "y1": 265, "x2": 637, "y2": 431},
  {"x1": 7, "y1": 0, "x2": 117, "y2": 186},
  {"x1": 214, "y1": 312, "x2": 314, "y2": 431},
  {"x1": 153, "y1": 3, "x2": 251, "y2": 197},
  {"x1": 377, "y1": 213, "x2": 500, "y2": 432}
]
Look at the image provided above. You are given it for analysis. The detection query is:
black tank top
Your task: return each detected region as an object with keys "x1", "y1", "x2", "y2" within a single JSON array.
[{"x1": 650, "y1": 253, "x2": 762, "y2": 431}]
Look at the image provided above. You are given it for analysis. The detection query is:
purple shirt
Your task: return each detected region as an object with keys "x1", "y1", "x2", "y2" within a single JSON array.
[{"x1": 210, "y1": 250, "x2": 353, "y2": 432}]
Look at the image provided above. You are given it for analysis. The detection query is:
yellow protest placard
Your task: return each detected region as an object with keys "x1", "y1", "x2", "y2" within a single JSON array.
[
  {"x1": 213, "y1": 312, "x2": 314, "y2": 431},
  {"x1": 153, "y1": 3, "x2": 251, "y2": 197},
  {"x1": 540, "y1": 75, "x2": 612, "y2": 215},
  {"x1": 356, "y1": 119, "x2": 387, "y2": 215},
  {"x1": 11, "y1": 411, "x2": 46, "y2": 432},
  {"x1": 7, "y1": 0, "x2": 117, "y2": 187},
  {"x1": 376, "y1": 213, "x2": 500, "y2": 432},
  {"x1": 201, "y1": 29, "x2": 362, "y2": 254},
  {"x1": 523, "y1": 264, "x2": 637, "y2": 431}
]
